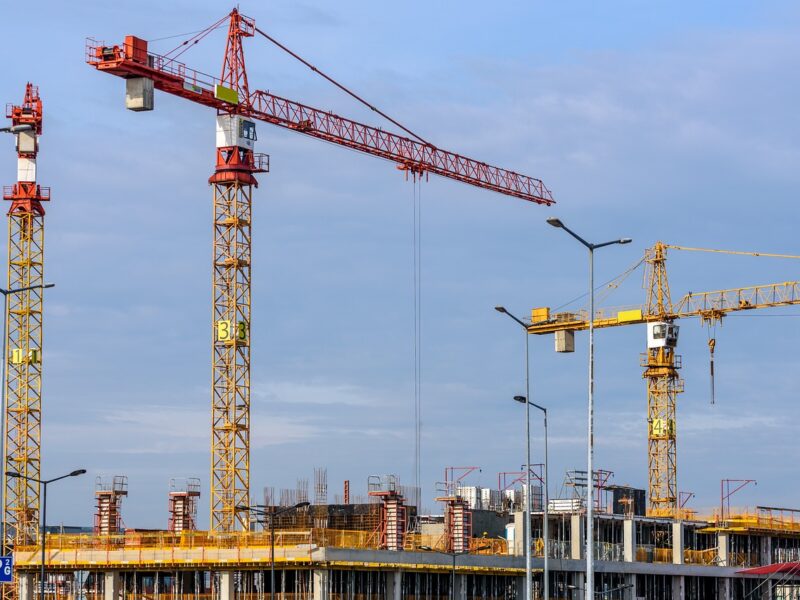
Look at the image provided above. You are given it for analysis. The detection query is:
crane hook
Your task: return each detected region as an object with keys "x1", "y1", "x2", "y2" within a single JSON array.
[{"x1": 708, "y1": 338, "x2": 716, "y2": 405}]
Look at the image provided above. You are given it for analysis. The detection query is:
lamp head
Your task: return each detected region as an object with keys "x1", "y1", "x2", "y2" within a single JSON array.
[
  {"x1": 10, "y1": 124, "x2": 34, "y2": 134},
  {"x1": 69, "y1": 469, "x2": 87, "y2": 477},
  {"x1": 513, "y1": 395, "x2": 526, "y2": 404},
  {"x1": 619, "y1": 238, "x2": 632, "y2": 245},
  {"x1": 5, "y1": 471, "x2": 19, "y2": 478},
  {"x1": 546, "y1": 217, "x2": 564, "y2": 228},
  {"x1": 494, "y1": 306, "x2": 507, "y2": 314},
  {"x1": 295, "y1": 501, "x2": 310, "y2": 509}
]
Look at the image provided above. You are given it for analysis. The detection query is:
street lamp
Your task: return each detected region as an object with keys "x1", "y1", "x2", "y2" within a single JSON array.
[
  {"x1": 494, "y1": 305, "x2": 533, "y2": 600},
  {"x1": 514, "y1": 395, "x2": 549, "y2": 600},
  {"x1": 419, "y1": 545, "x2": 491, "y2": 600},
  {"x1": 546, "y1": 217, "x2": 630, "y2": 600},
  {"x1": 496, "y1": 306, "x2": 554, "y2": 600},
  {"x1": 6, "y1": 469, "x2": 86, "y2": 600},
  {"x1": 0, "y1": 124, "x2": 34, "y2": 134},
  {"x1": 237, "y1": 502, "x2": 310, "y2": 600}
]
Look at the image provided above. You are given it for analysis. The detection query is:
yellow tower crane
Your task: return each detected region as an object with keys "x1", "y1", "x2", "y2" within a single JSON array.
[
  {"x1": 2, "y1": 84, "x2": 50, "y2": 557},
  {"x1": 528, "y1": 241, "x2": 800, "y2": 517}
]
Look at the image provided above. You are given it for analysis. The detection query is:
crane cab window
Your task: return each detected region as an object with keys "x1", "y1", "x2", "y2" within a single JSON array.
[
  {"x1": 239, "y1": 120, "x2": 257, "y2": 141},
  {"x1": 653, "y1": 324, "x2": 667, "y2": 339}
]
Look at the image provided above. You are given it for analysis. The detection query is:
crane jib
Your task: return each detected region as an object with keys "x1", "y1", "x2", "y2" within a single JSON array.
[{"x1": 86, "y1": 37, "x2": 554, "y2": 205}]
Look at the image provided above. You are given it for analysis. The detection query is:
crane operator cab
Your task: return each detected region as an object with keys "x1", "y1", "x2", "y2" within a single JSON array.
[
  {"x1": 647, "y1": 322, "x2": 679, "y2": 349},
  {"x1": 216, "y1": 114, "x2": 257, "y2": 150}
]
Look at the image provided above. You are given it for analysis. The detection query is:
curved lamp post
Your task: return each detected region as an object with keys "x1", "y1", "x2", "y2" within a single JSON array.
[
  {"x1": 546, "y1": 217, "x2": 630, "y2": 600},
  {"x1": 6, "y1": 469, "x2": 86, "y2": 600}
]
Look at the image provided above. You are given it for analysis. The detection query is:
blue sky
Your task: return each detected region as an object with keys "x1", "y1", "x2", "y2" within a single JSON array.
[{"x1": 1, "y1": 1, "x2": 799, "y2": 529}]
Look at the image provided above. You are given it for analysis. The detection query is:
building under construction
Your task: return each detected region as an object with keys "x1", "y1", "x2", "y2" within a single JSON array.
[
  {"x1": 3, "y1": 6, "x2": 800, "y2": 600},
  {"x1": 10, "y1": 469, "x2": 800, "y2": 600}
]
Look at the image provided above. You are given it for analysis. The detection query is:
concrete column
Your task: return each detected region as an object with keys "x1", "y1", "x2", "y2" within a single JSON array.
[
  {"x1": 717, "y1": 578, "x2": 731, "y2": 600},
  {"x1": 453, "y1": 573, "x2": 467, "y2": 600},
  {"x1": 18, "y1": 573, "x2": 33, "y2": 600},
  {"x1": 717, "y1": 533, "x2": 729, "y2": 567},
  {"x1": 516, "y1": 575, "x2": 526, "y2": 600},
  {"x1": 219, "y1": 572, "x2": 235, "y2": 600},
  {"x1": 386, "y1": 570, "x2": 402, "y2": 600},
  {"x1": 313, "y1": 569, "x2": 329, "y2": 600},
  {"x1": 761, "y1": 536, "x2": 772, "y2": 566},
  {"x1": 672, "y1": 522, "x2": 684, "y2": 565},
  {"x1": 672, "y1": 575, "x2": 684, "y2": 600},
  {"x1": 514, "y1": 510, "x2": 525, "y2": 556},
  {"x1": 572, "y1": 572, "x2": 585, "y2": 600},
  {"x1": 623, "y1": 519, "x2": 637, "y2": 562},
  {"x1": 760, "y1": 537, "x2": 774, "y2": 600},
  {"x1": 570, "y1": 514, "x2": 584, "y2": 560},
  {"x1": 104, "y1": 572, "x2": 122, "y2": 600}
]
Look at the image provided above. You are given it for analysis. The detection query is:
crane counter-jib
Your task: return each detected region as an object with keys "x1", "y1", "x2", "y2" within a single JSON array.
[{"x1": 85, "y1": 36, "x2": 555, "y2": 205}]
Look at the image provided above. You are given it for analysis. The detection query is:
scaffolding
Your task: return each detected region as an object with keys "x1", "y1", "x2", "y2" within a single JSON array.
[
  {"x1": 94, "y1": 476, "x2": 128, "y2": 535},
  {"x1": 368, "y1": 475, "x2": 407, "y2": 551},
  {"x1": 168, "y1": 478, "x2": 201, "y2": 533}
]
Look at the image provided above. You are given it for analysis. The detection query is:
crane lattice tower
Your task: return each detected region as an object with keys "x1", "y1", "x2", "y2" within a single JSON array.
[
  {"x1": 1, "y1": 83, "x2": 49, "y2": 600},
  {"x1": 643, "y1": 242, "x2": 683, "y2": 516},
  {"x1": 209, "y1": 12, "x2": 264, "y2": 532}
]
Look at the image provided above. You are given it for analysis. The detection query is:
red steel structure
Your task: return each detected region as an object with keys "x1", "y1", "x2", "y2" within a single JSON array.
[{"x1": 87, "y1": 8, "x2": 554, "y2": 533}]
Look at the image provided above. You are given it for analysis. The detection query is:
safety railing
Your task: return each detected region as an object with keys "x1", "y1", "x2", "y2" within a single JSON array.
[
  {"x1": 635, "y1": 545, "x2": 673, "y2": 563},
  {"x1": 684, "y1": 548, "x2": 718, "y2": 565},
  {"x1": 726, "y1": 551, "x2": 760, "y2": 568},
  {"x1": 594, "y1": 542, "x2": 624, "y2": 562},
  {"x1": 471, "y1": 538, "x2": 507, "y2": 555},
  {"x1": 18, "y1": 528, "x2": 511, "y2": 563}
]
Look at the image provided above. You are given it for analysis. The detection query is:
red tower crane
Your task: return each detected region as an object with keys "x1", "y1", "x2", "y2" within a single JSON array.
[{"x1": 87, "y1": 8, "x2": 555, "y2": 533}]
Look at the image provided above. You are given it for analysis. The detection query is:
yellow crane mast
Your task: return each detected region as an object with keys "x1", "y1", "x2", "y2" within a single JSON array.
[
  {"x1": 1, "y1": 84, "x2": 49, "y2": 563},
  {"x1": 528, "y1": 241, "x2": 800, "y2": 517}
]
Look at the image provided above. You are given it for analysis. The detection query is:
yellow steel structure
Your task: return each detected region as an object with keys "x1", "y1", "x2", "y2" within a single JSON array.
[
  {"x1": 528, "y1": 241, "x2": 800, "y2": 517},
  {"x1": 2, "y1": 211, "x2": 44, "y2": 545},
  {"x1": 211, "y1": 178, "x2": 252, "y2": 533}
]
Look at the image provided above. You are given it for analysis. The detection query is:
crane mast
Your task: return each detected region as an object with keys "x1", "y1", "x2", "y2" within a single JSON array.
[
  {"x1": 209, "y1": 10, "x2": 263, "y2": 533},
  {"x1": 88, "y1": 8, "x2": 554, "y2": 532},
  {"x1": 642, "y1": 243, "x2": 683, "y2": 516},
  {"x1": 1, "y1": 83, "x2": 48, "y2": 568}
]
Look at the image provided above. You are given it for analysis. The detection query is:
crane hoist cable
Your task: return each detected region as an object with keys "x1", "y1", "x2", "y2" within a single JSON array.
[
  {"x1": 412, "y1": 175, "x2": 423, "y2": 512},
  {"x1": 707, "y1": 330, "x2": 716, "y2": 405}
]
